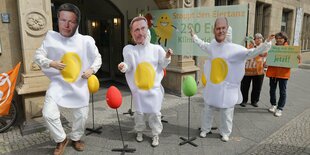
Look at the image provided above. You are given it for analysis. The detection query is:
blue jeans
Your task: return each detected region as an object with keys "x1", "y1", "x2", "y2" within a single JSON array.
[{"x1": 269, "y1": 78, "x2": 288, "y2": 110}]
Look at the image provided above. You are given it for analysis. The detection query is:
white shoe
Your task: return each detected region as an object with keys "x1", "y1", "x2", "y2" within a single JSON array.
[
  {"x1": 200, "y1": 131, "x2": 207, "y2": 138},
  {"x1": 221, "y1": 135, "x2": 229, "y2": 142},
  {"x1": 274, "y1": 109, "x2": 282, "y2": 117},
  {"x1": 151, "y1": 135, "x2": 159, "y2": 147},
  {"x1": 268, "y1": 105, "x2": 277, "y2": 113},
  {"x1": 136, "y1": 132, "x2": 143, "y2": 142}
]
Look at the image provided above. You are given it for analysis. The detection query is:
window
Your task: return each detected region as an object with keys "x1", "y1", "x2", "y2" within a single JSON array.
[
  {"x1": 281, "y1": 8, "x2": 293, "y2": 39},
  {"x1": 281, "y1": 12, "x2": 289, "y2": 32},
  {"x1": 215, "y1": 0, "x2": 238, "y2": 6},
  {"x1": 301, "y1": 13, "x2": 310, "y2": 51},
  {"x1": 254, "y1": 2, "x2": 271, "y2": 38}
]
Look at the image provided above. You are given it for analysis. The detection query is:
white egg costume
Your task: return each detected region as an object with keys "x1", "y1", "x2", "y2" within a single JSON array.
[
  {"x1": 195, "y1": 36, "x2": 271, "y2": 108},
  {"x1": 120, "y1": 31, "x2": 170, "y2": 136},
  {"x1": 122, "y1": 43, "x2": 170, "y2": 114},
  {"x1": 193, "y1": 30, "x2": 271, "y2": 137},
  {"x1": 35, "y1": 30, "x2": 101, "y2": 108},
  {"x1": 34, "y1": 29, "x2": 102, "y2": 142}
]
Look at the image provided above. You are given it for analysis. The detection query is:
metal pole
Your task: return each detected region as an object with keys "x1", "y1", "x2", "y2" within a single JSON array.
[
  {"x1": 188, "y1": 97, "x2": 190, "y2": 139},
  {"x1": 116, "y1": 109, "x2": 125, "y2": 148},
  {"x1": 92, "y1": 94, "x2": 95, "y2": 129}
]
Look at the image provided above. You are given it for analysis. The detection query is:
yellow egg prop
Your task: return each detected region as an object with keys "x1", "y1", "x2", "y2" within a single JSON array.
[
  {"x1": 134, "y1": 62, "x2": 155, "y2": 90},
  {"x1": 88, "y1": 75, "x2": 100, "y2": 93},
  {"x1": 201, "y1": 72, "x2": 207, "y2": 86},
  {"x1": 210, "y1": 58, "x2": 228, "y2": 84},
  {"x1": 60, "y1": 52, "x2": 82, "y2": 83}
]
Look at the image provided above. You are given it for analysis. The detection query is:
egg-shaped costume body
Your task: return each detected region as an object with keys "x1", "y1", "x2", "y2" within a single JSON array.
[
  {"x1": 35, "y1": 30, "x2": 102, "y2": 108},
  {"x1": 193, "y1": 36, "x2": 272, "y2": 108},
  {"x1": 122, "y1": 43, "x2": 170, "y2": 114}
]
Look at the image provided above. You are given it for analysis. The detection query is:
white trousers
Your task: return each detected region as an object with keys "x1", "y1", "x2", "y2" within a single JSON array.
[
  {"x1": 42, "y1": 95, "x2": 89, "y2": 143},
  {"x1": 201, "y1": 104, "x2": 234, "y2": 137},
  {"x1": 134, "y1": 111, "x2": 163, "y2": 136}
]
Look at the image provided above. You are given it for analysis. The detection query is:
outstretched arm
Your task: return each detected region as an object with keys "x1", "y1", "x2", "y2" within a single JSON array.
[
  {"x1": 190, "y1": 27, "x2": 210, "y2": 53},
  {"x1": 246, "y1": 34, "x2": 275, "y2": 59}
]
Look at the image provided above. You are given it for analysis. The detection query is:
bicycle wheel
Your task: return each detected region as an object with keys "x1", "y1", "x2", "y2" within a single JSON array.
[{"x1": 0, "y1": 101, "x2": 17, "y2": 133}]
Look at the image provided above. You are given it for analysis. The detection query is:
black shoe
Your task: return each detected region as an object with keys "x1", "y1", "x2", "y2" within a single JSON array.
[
  {"x1": 251, "y1": 103, "x2": 258, "y2": 107},
  {"x1": 240, "y1": 102, "x2": 246, "y2": 107}
]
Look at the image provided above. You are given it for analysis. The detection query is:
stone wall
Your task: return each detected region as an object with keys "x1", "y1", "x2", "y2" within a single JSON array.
[{"x1": 0, "y1": 0, "x2": 23, "y2": 73}]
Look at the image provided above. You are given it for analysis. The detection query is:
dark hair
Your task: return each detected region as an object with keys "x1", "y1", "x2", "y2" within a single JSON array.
[
  {"x1": 57, "y1": 3, "x2": 80, "y2": 24},
  {"x1": 275, "y1": 31, "x2": 289, "y2": 44}
]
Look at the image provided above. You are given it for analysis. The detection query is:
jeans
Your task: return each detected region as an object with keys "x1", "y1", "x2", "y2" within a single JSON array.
[{"x1": 269, "y1": 77, "x2": 288, "y2": 110}]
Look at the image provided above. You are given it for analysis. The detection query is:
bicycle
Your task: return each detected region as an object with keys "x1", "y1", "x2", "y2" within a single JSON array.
[{"x1": 0, "y1": 100, "x2": 18, "y2": 133}]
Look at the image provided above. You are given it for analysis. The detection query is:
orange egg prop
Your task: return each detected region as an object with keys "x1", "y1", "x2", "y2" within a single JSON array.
[
  {"x1": 106, "y1": 86, "x2": 122, "y2": 109},
  {"x1": 87, "y1": 75, "x2": 100, "y2": 93}
]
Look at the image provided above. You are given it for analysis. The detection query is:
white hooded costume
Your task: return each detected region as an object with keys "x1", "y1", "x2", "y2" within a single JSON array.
[
  {"x1": 34, "y1": 29, "x2": 102, "y2": 142},
  {"x1": 194, "y1": 27, "x2": 271, "y2": 137},
  {"x1": 120, "y1": 30, "x2": 170, "y2": 135}
]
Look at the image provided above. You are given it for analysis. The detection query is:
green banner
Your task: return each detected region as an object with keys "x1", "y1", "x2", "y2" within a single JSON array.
[
  {"x1": 147, "y1": 4, "x2": 248, "y2": 56},
  {"x1": 266, "y1": 46, "x2": 300, "y2": 68}
]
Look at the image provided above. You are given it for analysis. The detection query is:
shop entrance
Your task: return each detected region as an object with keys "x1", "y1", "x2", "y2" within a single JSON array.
[{"x1": 51, "y1": 0, "x2": 125, "y2": 84}]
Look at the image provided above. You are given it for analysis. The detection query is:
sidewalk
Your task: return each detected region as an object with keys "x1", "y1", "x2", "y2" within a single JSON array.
[
  {"x1": 1, "y1": 68, "x2": 310, "y2": 155},
  {"x1": 299, "y1": 51, "x2": 310, "y2": 69}
]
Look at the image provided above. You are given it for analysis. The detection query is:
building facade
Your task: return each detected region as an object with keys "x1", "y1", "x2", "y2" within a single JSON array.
[{"x1": 0, "y1": 0, "x2": 309, "y2": 134}]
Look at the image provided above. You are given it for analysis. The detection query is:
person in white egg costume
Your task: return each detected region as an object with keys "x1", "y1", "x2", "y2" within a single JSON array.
[
  {"x1": 34, "y1": 3, "x2": 102, "y2": 155},
  {"x1": 118, "y1": 16, "x2": 173, "y2": 147},
  {"x1": 191, "y1": 17, "x2": 274, "y2": 142}
]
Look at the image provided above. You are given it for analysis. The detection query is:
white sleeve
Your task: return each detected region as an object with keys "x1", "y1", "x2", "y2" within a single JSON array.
[
  {"x1": 161, "y1": 57, "x2": 171, "y2": 69},
  {"x1": 33, "y1": 43, "x2": 52, "y2": 68},
  {"x1": 225, "y1": 26, "x2": 232, "y2": 43},
  {"x1": 90, "y1": 49, "x2": 102, "y2": 73},
  {"x1": 192, "y1": 34, "x2": 210, "y2": 51},
  {"x1": 87, "y1": 37, "x2": 102, "y2": 73},
  {"x1": 158, "y1": 46, "x2": 171, "y2": 68},
  {"x1": 122, "y1": 46, "x2": 134, "y2": 73},
  {"x1": 246, "y1": 40, "x2": 272, "y2": 59}
]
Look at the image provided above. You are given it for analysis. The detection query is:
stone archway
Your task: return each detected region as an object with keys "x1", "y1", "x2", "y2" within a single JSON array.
[{"x1": 51, "y1": 0, "x2": 125, "y2": 82}]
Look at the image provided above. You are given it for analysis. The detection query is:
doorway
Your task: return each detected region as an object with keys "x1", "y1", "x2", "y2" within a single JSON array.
[{"x1": 51, "y1": 0, "x2": 125, "y2": 84}]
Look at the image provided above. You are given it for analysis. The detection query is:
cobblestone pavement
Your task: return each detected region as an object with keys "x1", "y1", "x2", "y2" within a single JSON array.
[
  {"x1": 246, "y1": 108, "x2": 310, "y2": 155},
  {"x1": 1, "y1": 68, "x2": 310, "y2": 155}
]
